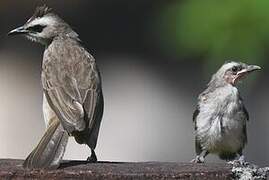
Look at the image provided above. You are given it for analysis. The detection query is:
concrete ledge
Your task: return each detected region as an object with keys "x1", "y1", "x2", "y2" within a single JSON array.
[{"x1": 0, "y1": 159, "x2": 233, "y2": 180}]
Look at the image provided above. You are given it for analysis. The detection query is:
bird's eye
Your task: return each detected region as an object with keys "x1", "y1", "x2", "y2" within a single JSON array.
[
  {"x1": 231, "y1": 66, "x2": 238, "y2": 72},
  {"x1": 27, "y1": 25, "x2": 46, "y2": 33}
]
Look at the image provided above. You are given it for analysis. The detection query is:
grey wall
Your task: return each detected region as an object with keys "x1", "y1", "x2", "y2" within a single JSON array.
[{"x1": 0, "y1": 0, "x2": 268, "y2": 166}]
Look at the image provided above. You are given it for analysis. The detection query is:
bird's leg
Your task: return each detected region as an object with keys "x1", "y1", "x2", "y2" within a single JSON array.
[
  {"x1": 227, "y1": 151, "x2": 246, "y2": 165},
  {"x1": 237, "y1": 150, "x2": 247, "y2": 165},
  {"x1": 191, "y1": 150, "x2": 209, "y2": 163},
  {"x1": 191, "y1": 156, "x2": 202, "y2": 163},
  {"x1": 87, "y1": 149, "x2": 97, "y2": 163},
  {"x1": 238, "y1": 155, "x2": 245, "y2": 164}
]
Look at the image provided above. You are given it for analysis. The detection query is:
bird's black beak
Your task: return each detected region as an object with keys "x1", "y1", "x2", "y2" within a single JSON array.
[{"x1": 8, "y1": 26, "x2": 28, "y2": 36}]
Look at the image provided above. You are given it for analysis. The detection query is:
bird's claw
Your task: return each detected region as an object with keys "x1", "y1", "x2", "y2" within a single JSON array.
[
  {"x1": 191, "y1": 156, "x2": 205, "y2": 163},
  {"x1": 238, "y1": 156, "x2": 246, "y2": 165},
  {"x1": 86, "y1": 149, "x2": 98, "y2": 163},
  {"x1": 228, "y1": 156, "x2": 248, "y2": 166},
  {"x1": 87, "y1": 156, "x2": 97, "y2": 163}
]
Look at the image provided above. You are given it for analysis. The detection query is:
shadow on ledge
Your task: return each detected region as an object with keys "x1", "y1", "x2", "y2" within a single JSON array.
[
  {"x1": 59, "y1": 160, "x2": 125, "y2": 169},
  {"x1": 0, "y1": 159, "x2": 233, "y2": 179}
]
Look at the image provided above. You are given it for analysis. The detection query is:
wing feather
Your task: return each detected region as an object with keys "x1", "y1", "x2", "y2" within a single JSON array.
[
  {"x1": 193, "y1": 105, "x2": 202, "y2": 155},
  {"x1": 42, "y1": 38, "x2": 101, "y2": 134}
]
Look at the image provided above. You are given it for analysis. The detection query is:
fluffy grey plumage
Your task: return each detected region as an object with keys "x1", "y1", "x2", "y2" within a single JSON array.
[
  {"x1": 8, "y1": 5, "x2": 104, "y2": 169},
  {"x1": 192, "y1": 61, "x2": 261, "y2": 163}
]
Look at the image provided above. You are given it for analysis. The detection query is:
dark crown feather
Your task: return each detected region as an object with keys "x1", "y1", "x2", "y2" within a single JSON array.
[{"x1": 30, "y1": 5, "x2": 52, "y2": 20}]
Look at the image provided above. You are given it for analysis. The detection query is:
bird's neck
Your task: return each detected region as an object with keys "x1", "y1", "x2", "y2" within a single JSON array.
[{"x1": 43, "y1": 32, "x2": 80, "y2": 48}]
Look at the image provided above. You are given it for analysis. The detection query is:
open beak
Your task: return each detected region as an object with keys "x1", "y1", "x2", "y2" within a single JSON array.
[
  {"x1": 237, "y1": 65, "x2": 261, "y2": 76},
  {"x1": 245, "y1": 65, "x2": 262, "y2": 72},
  {"x1": 233, "y1": 64, "x2": 261, "y2": 85},
  {"x1": 8, "y1": 26, "x2": 28, "y2": 36}
]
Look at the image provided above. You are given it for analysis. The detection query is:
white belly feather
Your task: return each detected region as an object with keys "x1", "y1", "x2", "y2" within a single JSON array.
[
  {"x1": 196, "y1": 86, "x2": 245, "y2": 153},
  {"x1": 43, "y1": 94, "x2": 56, "y2": 128}
]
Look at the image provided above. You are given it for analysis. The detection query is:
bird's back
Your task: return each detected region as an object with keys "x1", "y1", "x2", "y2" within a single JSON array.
[
  {"x1": 43, "y1": 36, "x2": 100, "y2": 87},
  {"x1": 42, "y1": 35, "x2": 103, "y2": 139}
]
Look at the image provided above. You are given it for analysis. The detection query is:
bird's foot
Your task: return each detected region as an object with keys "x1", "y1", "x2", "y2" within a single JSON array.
[
  {"x1": 87, "y1": 156, "x2": 97, "y2": 163},
  {"x1": 238, "y1": 155, "x2": 246, "y2": 165},
  {"x1": 191, "y1": 156, "x2": 205, "y2": 163},
  {"x1": 86, "y1": 150, "x2": 97, "y2": 163},
  {"x1": 228, "y1": 156, "x2": 248, "y2": 166}
]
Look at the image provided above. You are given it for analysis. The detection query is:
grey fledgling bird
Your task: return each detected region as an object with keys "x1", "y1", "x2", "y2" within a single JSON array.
[
  {"x1": 8, "y1": 5, "x2": 104, "y2": 169},
  {"x1": 192, "y1": 61, "x2": 261, "y2": 163}
]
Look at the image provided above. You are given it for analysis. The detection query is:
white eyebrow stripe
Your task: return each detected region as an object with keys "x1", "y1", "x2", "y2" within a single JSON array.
[{"x1": 29, "y1": 16, "x2": 55, "y2": 26}]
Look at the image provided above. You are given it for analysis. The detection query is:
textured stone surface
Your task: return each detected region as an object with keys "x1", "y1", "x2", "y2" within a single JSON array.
[
  {"x1": 0, "y1": 159, "x2": 233, "y2": 180},
  {"x1": 230, "y1": 161, "x2": 269, "y2": 180}
]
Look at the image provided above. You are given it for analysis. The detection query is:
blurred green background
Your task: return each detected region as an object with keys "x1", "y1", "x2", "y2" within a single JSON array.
[
  {"x1": 0, "y1": 0, "x2": 268, "y2": 166},
  {"x1": 158, "y1": 0, "x2": 269, "y2": 72}
]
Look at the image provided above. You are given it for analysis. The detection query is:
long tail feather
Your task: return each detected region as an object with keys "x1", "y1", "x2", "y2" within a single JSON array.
[{"x1": 23, "y1": 117, "x2": 68, "y2": 169}]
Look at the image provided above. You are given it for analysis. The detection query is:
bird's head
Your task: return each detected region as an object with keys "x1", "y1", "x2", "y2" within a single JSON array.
[
  {"x1": 8, "y1": 5, "x2": 77, "y2": 45},
  {"x1": 211, "y1": 61, "x2": 261, "y2": 86}
]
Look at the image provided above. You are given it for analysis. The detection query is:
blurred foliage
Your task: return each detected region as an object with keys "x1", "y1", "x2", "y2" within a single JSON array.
[{"x1": 158, "y1": 0, "x2": 269, "y2": 71}]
